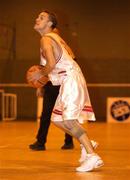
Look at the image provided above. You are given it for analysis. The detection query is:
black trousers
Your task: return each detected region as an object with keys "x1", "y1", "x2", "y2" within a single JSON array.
[{"x1": 36, "y1": 81, "x2": 73, "y2": 145}]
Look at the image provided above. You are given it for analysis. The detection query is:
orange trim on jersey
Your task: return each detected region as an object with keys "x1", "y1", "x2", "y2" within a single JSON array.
[
  {"x1": 83, "y1": 106, "x2": 93, "y2": 112},
  {"x1": 53, "y1": 106, "x2": 94, "y2": 115},
  {"x1": 58, "y1": 71, "x2": 66, "y2": 74},
  {"x1": 53, "y1": 109, "x2": 62, "y2": 115}
]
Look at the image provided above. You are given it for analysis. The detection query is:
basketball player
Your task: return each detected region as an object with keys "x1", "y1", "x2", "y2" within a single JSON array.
[
  {"x1": 29, "y1": 28, "x2": 74, "y2": 151},
  {"x1": 31, "y1": 10, "x2": 104, "y2": 172}
]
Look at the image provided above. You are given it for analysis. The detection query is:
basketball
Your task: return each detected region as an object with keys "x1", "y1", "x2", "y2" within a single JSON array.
[{"x1": 26, "y1": 65, "x2": 48, "y2": 88}]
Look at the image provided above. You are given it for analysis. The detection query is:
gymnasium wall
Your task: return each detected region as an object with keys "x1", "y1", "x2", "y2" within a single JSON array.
[{"x1": 0, "y1": 0, "x2": 130, "y2": 120}]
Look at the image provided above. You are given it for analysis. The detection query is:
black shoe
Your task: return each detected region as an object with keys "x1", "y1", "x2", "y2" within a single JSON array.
[
  {"x1": 61, "y1": 143, "x2": 74, "y2": 150},
  {"x1": 29, "y1": 141, "x2": 46, "y2": 151}
]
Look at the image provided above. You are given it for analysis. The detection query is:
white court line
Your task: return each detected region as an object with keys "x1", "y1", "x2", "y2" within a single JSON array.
[
  {"x1": 0, "y1": 83, "x2": 130, "y2": 87},
  {"x1": 0, "y1": 144, "x2": 11, "y2": 148},
  {"x1": 0, "y1": 166, "x2": 29, "y2": 170}
]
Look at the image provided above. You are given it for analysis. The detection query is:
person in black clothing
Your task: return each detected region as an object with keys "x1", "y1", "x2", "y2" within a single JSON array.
[{"x1": 29, "y1": 81, "x2": 74, "y2": 151}]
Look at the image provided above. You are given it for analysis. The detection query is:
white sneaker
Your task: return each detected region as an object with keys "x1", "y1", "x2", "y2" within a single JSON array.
[
  {"x1": 79, "y1": 140, "x2": 99, "y2": 163},
  {"x1": 76, "y1": 154, "x2": 104, "y2": 172}
]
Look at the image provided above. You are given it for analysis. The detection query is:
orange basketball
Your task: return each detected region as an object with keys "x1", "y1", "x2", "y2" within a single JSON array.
[{"x1": 26, "y1": 65, "x2": 48, "y2": 88}]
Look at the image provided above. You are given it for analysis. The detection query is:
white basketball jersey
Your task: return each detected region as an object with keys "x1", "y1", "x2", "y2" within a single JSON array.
[
  {"x1": 40, "y1": 32, "x2": 82, "y2": 85},
  {"x1": 40, "y1": 32, "x2": 96, "y2": 122}
]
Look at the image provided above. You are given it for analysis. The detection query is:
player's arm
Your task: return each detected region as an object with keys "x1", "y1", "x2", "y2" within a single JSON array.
[
  {"x1": 28, "y1": 36, "x2": 56, "y2": 82},
  {"x1": 40, "y1": 36, "x2": 56, "y2": 75}
]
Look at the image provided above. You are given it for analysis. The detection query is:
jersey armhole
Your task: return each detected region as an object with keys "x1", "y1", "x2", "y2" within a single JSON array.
[{"x1": 44, "y1": 35, "x2": 63, "y2": 64}]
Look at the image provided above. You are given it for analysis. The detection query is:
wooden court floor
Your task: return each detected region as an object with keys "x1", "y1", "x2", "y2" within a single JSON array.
[{"x1": 0, "y1": 121, "x2": 130, "y2": 180}]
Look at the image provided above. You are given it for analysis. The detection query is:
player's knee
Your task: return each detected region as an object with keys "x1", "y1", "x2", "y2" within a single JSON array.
[
  {"x1": 63, "y1": 120, "x2": 73, "y2": 130},
  {"x1": 63, "y1": 120, "x2": 86, "y2": 139}
]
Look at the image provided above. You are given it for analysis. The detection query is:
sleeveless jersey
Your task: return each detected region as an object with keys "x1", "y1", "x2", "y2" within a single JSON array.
[
  {"x1": 40, "y1": 32, "x2": 96, "y2": 122},
  {"x1": 40, "y1": 32, "x2": 81, "y2": 85}
]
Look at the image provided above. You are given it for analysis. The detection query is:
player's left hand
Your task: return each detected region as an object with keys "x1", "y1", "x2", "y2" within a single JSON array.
[{"x1": 27, "y1": 70, "x2": 43, "y2": 82}]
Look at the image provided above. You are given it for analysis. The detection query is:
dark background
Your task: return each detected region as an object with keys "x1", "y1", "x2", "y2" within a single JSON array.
[{"x1": 0, "y1": 0, "x2": 130, "y2": 121}]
